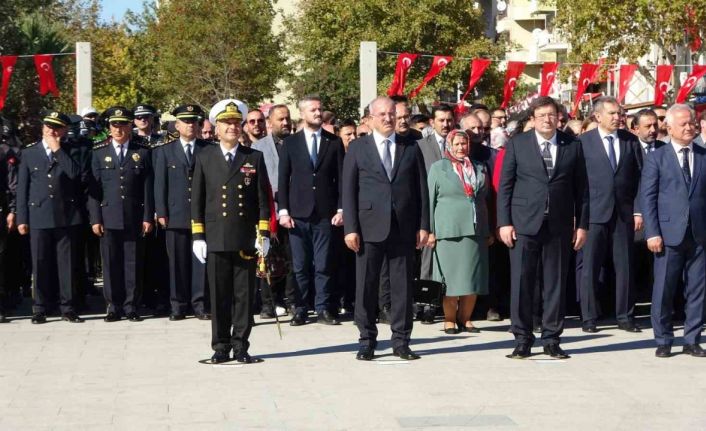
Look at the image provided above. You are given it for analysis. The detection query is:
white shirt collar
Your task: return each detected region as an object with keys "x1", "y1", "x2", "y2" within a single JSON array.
[
  {"x1": 671, "y1": 141, "x2": 693, "y2": 154},
  {"x1": 534, "y1": 131, "x2": 557, "y2": 146},
  {"x1": 372, "y1": 130, "x2": 396, "y2": 146},
  {"x1": 112, "y1": 139, "x2": 128, "y2": 150},
  {"x1": 597, "y1": 127, "x2": 618, "y2": 141},
  {"x1": 433, "y1": 131, "x2": 446, "y2": 144},
  {"x1": 303, "y1": 127, "x2": 321, "y2": 138},
  {"x1": 180, "y1": 138, "x2": 195, "y2": 148},
  {"x1": 220, "y1": 143, "x2": 239, "y2": 157}
]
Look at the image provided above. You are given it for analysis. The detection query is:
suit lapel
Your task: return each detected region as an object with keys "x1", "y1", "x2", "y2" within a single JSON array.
[
  {"x1": 315, "y1": 133, "x2": 330, "y2": 170},
  {"x1": 227, "y1": 147, "x2": 247, "y2": 181},
  {"x1": 173, "y1": 141, "x2": 189, "y2": 167},
  {"x1": 390, "y1": 134, "x2": 406, "y2": 181},
  {"x1": 529, "y1": 133, "x2": 549, "y2": 182},
  {"x1": 551, "y1": 135, "x2": 567, "y2": 180},
  {"x1": 690, "y1": 148, "x2": 702, "y2": 197},
  {"x1": 362, "y1": 135, "x2": 387, "y2": 180},
  {"x1": 667, "y1": 145, "x2": 690, "y2": 192},
  {"x1": 614, "y1": 135, "x2": 628, "y2": 174}
]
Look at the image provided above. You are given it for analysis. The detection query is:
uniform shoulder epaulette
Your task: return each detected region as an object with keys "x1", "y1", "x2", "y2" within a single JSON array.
[
  {"x1": 150, "y1": 139, "x2": 171, "y2": 149},
  {"x1": 133, "y1": 139, "x2": 151, "y2": 149},
  {"x1": 92, "y1": 139, "x2": 110, "y2": 150},
  {"x1": 22, "y1": 141, "x2": 38, "y2": 149}
]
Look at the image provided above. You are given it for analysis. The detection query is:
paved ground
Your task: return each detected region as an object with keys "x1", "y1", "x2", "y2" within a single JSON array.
[{"x1": 1, "y1": 298, "x2": 705, "y2": 431}]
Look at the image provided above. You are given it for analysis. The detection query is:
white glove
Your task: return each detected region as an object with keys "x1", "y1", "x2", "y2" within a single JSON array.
[
  {"x1": 192, "y1": 240, "x2": 207, "y2": 264},
  {"x1": 255, "y1": 237, "x2": 270, "y2": 257}
]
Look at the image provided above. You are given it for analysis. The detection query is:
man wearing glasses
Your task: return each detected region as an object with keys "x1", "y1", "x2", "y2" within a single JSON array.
[
  {"x1": 244, "y1": 109, "x2": 267, "y2": 147},
  {"x1": 88, "y1": 107, "x2": 154, "y2": 322},
  {"x1": 491, "y1": 108, "x2": 508, "y2": 130},
  {"x1": 133, "y1": 104, "x2": 162, "y2": 147}
]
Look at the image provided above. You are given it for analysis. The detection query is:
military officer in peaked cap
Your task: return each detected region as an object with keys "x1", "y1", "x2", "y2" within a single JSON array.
[
  {"x1": 16, "y1": 111, "x2": 84, "y2": 323},
  {"x1": 154, "y1": 104, "x2": 212, "y2": 321},
  {"x1": 88, "y1": 106, "x2": 154, "y2": 322},
  {"x1": 133, "y1": 104, "x2": 162, "y2": 147},
  {"x1": 192, "y1": 99, "x2": 273, "y2": 363}
]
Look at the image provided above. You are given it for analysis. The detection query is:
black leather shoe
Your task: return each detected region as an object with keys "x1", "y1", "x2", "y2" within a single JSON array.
[
  {"x1": 463, "y1": 326, "x2": 481, "y2": 333},
  {"x1": 655, "y1": 345, "x2": 671, "y2": 358},
  {"x1": 290, "y1": 313, "x2": 306, "y2": 326},
  {"x1": 31, "y1": 313, "x2": 47, "y2": 324},
  {"x1": 356, "y1": 346, "x2": 374, "y2": 361},
  {"x1": 234, "y1": 352, "x2": 257, "y2": 363},
  {"x1": 421, "y1": 308, "x2": 435, "y2": 324},
  {"x1": 169, "y1": 314, "x2": 186, "y2": 321},
  {"x1": 582, "y1": 322, "x2": 599, "y2": 333},
  {"x1": 211, "y1": 350, "x2": 230, "y2": 364},
  {"x1": 61, "y1": 312, "x2": 85, "y2": 323},
  {"x1": 126, "y1": 312, "x2": 142, "y2": 322},
  {"x1": 444, "y1": 326, "x2": 459, "y2": 334},
  {"x1": 617, "y1": 321, "x2": 641, "y2": 333},
  {"x1": 318, "y1": 310, "x2": 340, "y2": 325},
  {"x1": 506, "y1": 344, "x2": 531, "y2": 359},
  {"x1": 543, "y1": 344, "x2": 570, "y2": 359},
  {"x1": 104, "y1": 311, "x2": 120, "y2": 322},
  {"x1": 377, "y1": 307, "x2": 391, "y2": 324},
  {"x1": 682, "y1": 344, "x2": 706, "y2": 357},
  {"x1": 260, "y1": 307, "x2": 275, "y2": 319},
  {"x1": 195, "y1": 313, "x2": 211, "y2": 321},
  {"x1": 393, "y1": 346, "x2": 421, "y2": 360}
]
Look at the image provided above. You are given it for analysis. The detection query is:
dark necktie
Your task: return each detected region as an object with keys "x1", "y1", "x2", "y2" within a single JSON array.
[
  {"x1": 606, "y1": 135, "x2": 617, "y2": 171},
  {"x1": 226, "y1": 152, "x2": 233, "y2": 166},
  {"x1": 681, "y1": 147, "x2": 691, "y2": 187},
  {"x1": 310, "y1": 133, "x2": 318, "y2": 166},
  {"x1": 382, "y1": 139, "x2": 393, "y2": 180},
  {"x1": 117, "y1": 144, "x2": 124, "y2": 164},
  {"x1": 541, "y1": 141, "x2": 553, "y2": 178},
  {"x1": 185, "y1": 143, "x2": 192, "y2": 165}
]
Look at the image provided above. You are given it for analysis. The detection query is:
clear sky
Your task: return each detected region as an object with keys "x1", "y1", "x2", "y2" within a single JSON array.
[{"x1": 100, "y1": 0, "x2": 145, "y2": 23}]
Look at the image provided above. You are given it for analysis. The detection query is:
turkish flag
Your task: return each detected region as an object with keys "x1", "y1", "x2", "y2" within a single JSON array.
[
  {"x1": 500, "y1": 61, "x2": 525, "y2": 109},
  {"x1": 539, "y1": 62, "x2": 559, "y2": 97},
  {"x1": 571, "y1": 63, "x2": 599, "y2": 116},
  {"x1": 617, "y1": 64, "x2": 638, "y2": 103},
  {"x1": 34, "y1": 54, "x2": 60, "y2": 97},
  {"x1": 408, "y1": 55, "x2": 453, "y2": 99},
  {"x1": 675, "y1": 65, "x2": 706, "y2": 103},
  {"x1": 654, "y1": 65, "x2": 674, "y2": 106},
  {"x1": 457, "y1": 58, "x2": 492, "y2": 109},
  {"x1": 0, "y1": 56, "x2": 17, "y2": 111},
  {"x1": 387, "y1": 53, "x2": 418, "y2": 96}
]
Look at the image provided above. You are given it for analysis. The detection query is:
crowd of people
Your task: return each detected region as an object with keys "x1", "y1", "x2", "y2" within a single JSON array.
[{"x1": 0, "y1": 91, "x2": 704, "y2": 363}]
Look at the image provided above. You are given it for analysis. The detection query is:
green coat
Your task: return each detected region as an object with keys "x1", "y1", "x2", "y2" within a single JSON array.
[{"x1": 428, "y1": 158, "x2": 490, "y2": 240}]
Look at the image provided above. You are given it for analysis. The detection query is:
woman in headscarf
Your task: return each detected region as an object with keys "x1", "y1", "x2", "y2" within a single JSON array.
[{"x1": 427, "y1": 130, "x2": 492, "y2": 334}]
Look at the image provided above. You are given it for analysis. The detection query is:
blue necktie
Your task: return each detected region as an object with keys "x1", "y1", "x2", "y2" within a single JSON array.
[
  {"x1": 310, "y1": 133, "x2": 318, "y2": 166},
  {"x1": 606, "y1": 135, "x2": 617, "y2": 171}
]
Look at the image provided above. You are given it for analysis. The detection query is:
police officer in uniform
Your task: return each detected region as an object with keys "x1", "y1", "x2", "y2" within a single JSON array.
[
  {"x1": 154, "y1": 104, "x2": 211, "y2": 321},
  {"x1": 88, "y1": 107, "x2": 154, "y2": 322},
  {"x1": 191, "y1": 100, "x2": 272, "y2": 363},
  {"x1": 16, "y1": 111, "x2": 84, "y2": 323}
]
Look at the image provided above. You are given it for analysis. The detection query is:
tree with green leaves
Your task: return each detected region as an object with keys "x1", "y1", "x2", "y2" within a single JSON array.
[{"x1": 284, "y1": 0, "x2": 508, "y2": 118}]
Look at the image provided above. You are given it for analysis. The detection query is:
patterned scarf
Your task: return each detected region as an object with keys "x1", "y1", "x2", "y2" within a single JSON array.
[{"x1": 445, "y1": 149, "x2": 476, "y2": 198}]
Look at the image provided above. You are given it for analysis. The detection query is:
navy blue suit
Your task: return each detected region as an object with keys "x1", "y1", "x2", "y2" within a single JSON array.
[
  {"x1": 17, "y1": 141, "x2": 82, "y2": 314},
  {"x1": 641, "y1": 143, "x2": 706, "y2": 346},
  {"x1": 154, "y1": 139, "x2": 210, "y2": 315},
  {"x1": 578, "y1": 128, "x2": 642, "y2": 325},
  {"x1": 88, "y1": 139, "x2": 154, "y2": 315}
]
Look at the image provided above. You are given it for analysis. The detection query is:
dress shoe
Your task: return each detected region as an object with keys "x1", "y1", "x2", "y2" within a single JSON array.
[
  {"x1": 31, "y1": 313, "x2": 47, "y2": 324},
  {"x1": 463, "y1": 325, "x2": 481, "y2": 333},
  {"x1": 317, "y1": 310, "x2": 340, "y2": 325},
  {"x1": 234, "y1": 352, "x2": 257, "y2": 363},
  {"x1": 506, "y1": 344, "x2": 531, "y2": 359},
  {"x1": 393, "y1": 346, "x2": 421, "y2": 360},
  {"x1": 486, "y1": 308, "x2": 502, "y2": 322},
  {"x1": 444, "y1": 325, "x2": 459, "y2": 335},
  {"x1": 104, "y1": 311, "x2": 120, "y2": 322},
  {"x1": 655, "y1": 345, "x2": 671, "y2": 358},
  {"x1": 290, "y1": 313, "x2": 306, "y2": 326},
  {"x1": 169, "y1": 314, "x2": 186, "y2": 321},
  {"x1": 617, "y1": 321, "x2": 641, "y2": 333},
  {"x1": 61, "y1": 312, "x2": 85, "y2": 323},
  {"x1": 356, "y1": 346, "x2": 374, "y2": 361},
  {"x1": 211, "y1": 350, "x2": 231, "y2": 364},
  {"x1": 682, "y1": 344, "x2": 706, "y2": 357},
  {"x1": 259, "y1": 307, "x2": 275, "y2": 319},
  {"x1": 543, "y1": 344, "x2": 570, "y2": 359},
  {"x1": 377, "y1": 306, "x2": 391, "y2": 324},
  {"x1": 126, "y1": 312, "x2": 142, "y2": 322},
  {"x1": 421, "y1": 308, "x2": 435, "y2": 325},
  {"x1": 195, "y1": 313, "x2": 211, "y2": 321},
  {"x1": 582, "y1": 322, "x2": 599, "y2": 333}
]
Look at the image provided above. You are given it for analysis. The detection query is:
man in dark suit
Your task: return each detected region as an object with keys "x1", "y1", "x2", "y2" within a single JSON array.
[
  {"x1": 578, "y1": 96, "x2": 643, "y2": 333},
  {"x1": 191, "y1": 100, "x2": 272, "y2": 364},
  {"x1": 154, "y1": 104, "x2": 211, "y2": 321},
  {"x1": 343, "y1": 96, "x2": 429, "y2": 361},
  {"x1": 88, "y1": 107, "x2": 154, "y2": 322},
  {"x1": 641, "y1": 104, "x2": 706, "y2": 358},
  {"x1": 497, "y1": 96, "x2": 587, "y2": 359},
  {"x1": 278, "y1": 95, "x2": 344, "y2": 326},
  {"x1": 16, "y1": 111, "x2": 84, "y2": 323}
]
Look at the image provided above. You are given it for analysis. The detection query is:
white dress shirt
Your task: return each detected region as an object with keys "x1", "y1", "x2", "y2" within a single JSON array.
[
  {"x1": 671, "y1": 141, "x2": 694, "y2": 177},
  {"x1": 180, "y1": 138, "x2": 195, "y2": 158},
  {"x1": 112, "y1": 140, "x2": 128, "y2": 159},
  {"x1": 598, "y1": 128, "x2": 620, "y2": 164},
  {"x1": 535, "y1": 131, "x2": 557, "y2": 164},
  {"x1": 372, "y1": 130, "x2": 396, "y2": 163},
  {"x1": 433, "y1": 131, "x2": 445, "y2": 155},
  {"x1": 219, "y1": 143, "x2": 238, "y2": 160},
  {"x1": 303, "y1": 127, "x2": 322, "y2": 157},
  {"x1": 41, "y1": 140, "x2": 54, "y2": 160},
  {"x1": 639, "y1": 139, "x2": 655, "y2": 154}
]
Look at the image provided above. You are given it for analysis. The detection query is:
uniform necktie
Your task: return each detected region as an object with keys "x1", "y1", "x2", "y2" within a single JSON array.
[
  {"x1": 117, "y1": 144, "x2": 124, "y2": 164},
  {"x1": 226, "y1": 152, "x2": 233, "y2": 166},
  {"x1": 541, "y1": 141, "x2": 553, "y2": 178},
  {"x1": 606, "y1": 135, "x2": 617, "y2": 171},
  {"x1": 382, "y1": 139, "x2": 393, "y2": 180},
  {"x1": 46, "y1": 148, "x2": 53, "y2": 163},
  {"x1": 310, "y1": 133, "x2": 318, "y2": 166},
  {"x1": 681, "y1": 147, "x2": 691, "y2": 187},
  {"x1": 185, "y1": 143, "x2": 192, "y2": 165}
]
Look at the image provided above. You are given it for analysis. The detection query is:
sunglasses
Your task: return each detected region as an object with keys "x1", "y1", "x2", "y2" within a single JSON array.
[
  {"x1": 110, "y1": 121, "x2": 130, "y2": 127},
  {"x1": 247, "y1": 118, "x2": 266, "y2": 124}
]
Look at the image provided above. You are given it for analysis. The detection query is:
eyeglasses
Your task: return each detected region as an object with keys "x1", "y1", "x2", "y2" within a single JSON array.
[
  {"x1": 492, "y1": 115, "x2": 507, "y2": 120},
  {"x1": 110, "y1": 121, "x2": 130, "y2": 127},
  {"x1": 134, "y1": 115, "x2": 151, "y2": 121},
  {"x1": 534, "y1": 113, "x2": 557, "y2": 119},
  {"x1": 247, "y1": 119, "x2": 266, "y2": 124}
]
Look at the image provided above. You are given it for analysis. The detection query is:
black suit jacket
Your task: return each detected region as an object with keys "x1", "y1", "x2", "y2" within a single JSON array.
[
  {"x1": 191, "y1": 144, "x2": 271, "y2": 252},
  {"x1": 278, "y1": 129, "x2": 343, "y2": 219},
  {"x1": 579, "y1": 128, "x2": 643, "y2": 224},
  {"x1": 342, "y1": 133, "x2": 429, "y2": 244},
  {"x1": 154, "y1": 138, "x2": 211, "y2": 230},
  {"x1": 497, "y1": 130, "x2": 587, "y2": 235}
]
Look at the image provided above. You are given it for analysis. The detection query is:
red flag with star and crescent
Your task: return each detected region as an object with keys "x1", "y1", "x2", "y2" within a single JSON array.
[
  {"x1": 500, "y1": 61, "x2": 525, "y2": 109},
  {"x1": 0, "y1": 56, "x2": 17, "y2": 110},
  {"x1": 572, "y1": 63, "x2": 599, "y2": 116},
  {"x1": 34, "y1": 54, "x2": 60, "y2": 97},
  {"x1": 675, "y1": 65, "x2": 706, "y2": 103},
  {"x1": 408, "y1": 55, "x2": 453, "y2": 99},
  {"x1": 387, "y1": 53, "x2": 419, "y2": 96},
  {"x1": 654, "y1": 65, "x2": 674, "y2": 106},
  {"x1": 617, "y1": 64, "x2": 638, "y2": 103},
  {"x1": 539, "y1": 62, "x2": 559, "y2": 97},
  {"x1": 456, "y1": 58, "x2": 492, "y2": 113}
]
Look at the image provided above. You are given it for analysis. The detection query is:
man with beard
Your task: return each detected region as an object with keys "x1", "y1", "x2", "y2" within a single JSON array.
[
  {"x1": 244, "y1": 109, "x2": 267, "y2": 146},
  {"x1": 252, "y1": 104, "x2": 300, "y2": 319}
]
